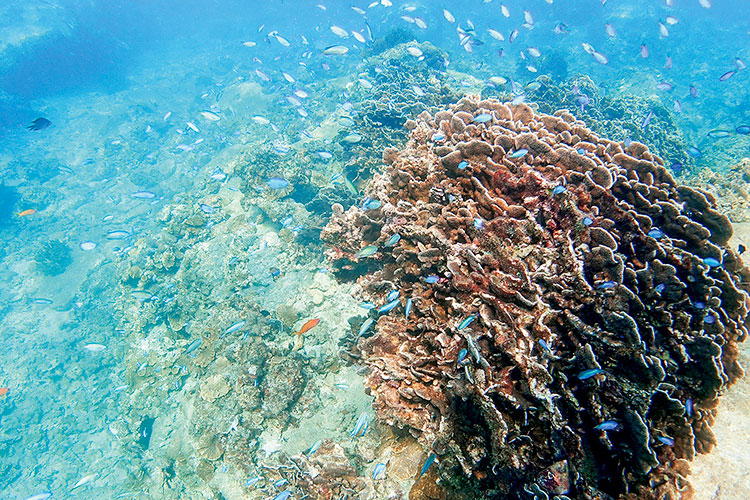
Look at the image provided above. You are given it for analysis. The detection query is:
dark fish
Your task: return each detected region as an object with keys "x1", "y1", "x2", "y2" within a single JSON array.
[
  {"x1": 738, "y1": 244, "x2": 746, "y2": 255},
  {"x1": 138, "y1": 416, "x2": 156, "y2": 449},
  {"x1": 736, "y1": 125, "x2": 750, "y2": 135},
  {"x1": 669, "y1": 161, "x2": 684, "y2": 174},
  {"x1": 27, "y1": 117, "x2": 52, "y2": 131}
]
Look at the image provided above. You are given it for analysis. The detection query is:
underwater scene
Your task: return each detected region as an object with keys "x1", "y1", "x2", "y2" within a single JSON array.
[{"x1": 1, "y1": 0, "x2": 749, "y2": 499}]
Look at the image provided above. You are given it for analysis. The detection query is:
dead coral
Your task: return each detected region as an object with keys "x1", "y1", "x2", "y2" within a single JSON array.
[{"x1": 322, "y1": 96, "x2": 750, "y2": 500}]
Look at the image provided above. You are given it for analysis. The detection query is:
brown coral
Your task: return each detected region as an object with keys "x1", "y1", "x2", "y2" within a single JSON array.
[{"x1": 322, "y1": 96, "x2": 750, "y2": 499}]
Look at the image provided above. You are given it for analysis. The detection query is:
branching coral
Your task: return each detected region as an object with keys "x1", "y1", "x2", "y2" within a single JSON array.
[{"x1": 323, "y1": 96, "x2": 750, "y2": 500}]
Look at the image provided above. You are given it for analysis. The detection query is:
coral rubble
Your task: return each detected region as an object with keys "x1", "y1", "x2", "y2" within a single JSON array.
[{"x1": 323, "y1": 96, "x2": 750, "y2": 499}]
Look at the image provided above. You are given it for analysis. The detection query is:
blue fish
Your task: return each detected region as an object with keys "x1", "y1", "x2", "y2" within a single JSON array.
[
  {"x1": 185, "y1": 338, "x2": 202, "y2": 354},
  {"x1": 648, "y1": 228, "x2": 664, "y2": 239},
  {"x1": 737, "y1": 125, "x2": 750, "y2": 135},
  {"x1": 432, "y1": 132, "x2": 446, "y2": 141},
  {"x1": 640, "y1": 109, "x2": 654, "y2": 129},
  {"x1": 457, "y1": 348, "x2": 469, "y2": 365},
  {"x1": 267, "y1": 177, "x2": 290, "y2": 189},
  {"x1": 687, "y1": 146, "x2": 702, "y2": 158},
  {"x1": 595, "y1": 420, "x2": 619, "y2": 431},
  {"x1": 685, "y1": 398, "x2": 694, "y2": 417},
  {"x1": 358, "y1": 317, "x2": 375, "y2": 337},
  {"x1": 378, "y1": 299, "x2": 400, "y2": 314},
  {"x1": 307, "y1": 439, "x2": 322, "y2": 455},
  {"x1": 457, "y1": 160, "x2": 469, "y2": 170},
  {"x1": 597, "y1": 280, "x2": 617, "y2": 290},
  {"x1": 693, "y1": 301, "x2": 706, "y2": 310},
  {"x1": 578, "y1": 368, "x2": 605, "y2": 380},
  {"x1": 373, "y1": 462, "x2": 387, "y2": 480},
  {"x1": 552, "y1": 185, "x2": 566, "y2": 195},
  {"x1": 405, "y1": 298, "x2": 413, "y2": 319},
  {"x1": 225, "y1": 321, "x2": 246, "y2": 335},
  {"x1": 538, "y1": 339, "x2": 551, "y2": 353},
  {"x1": 419, "y1": 452, "x2": 437, "y2": 478},
  {"x1": 245, "y1": 476, "x2": 261, "y2": 487},
  {"x1": 424, "y1": 275, "x2": 440, "y2": 284},
  {"x1": 704, "y1": 313, "x2": 716, "y2": 324},
  {"x1": 509, "y1": 148, "x2": 529, "y2": 159},
  {"x1": 703, "y1": 257, "x2": 721, "y2": 268},
  {"x1": 386, "y1": 290, "x2": 400, "y2": 301},
  {"x1": 657, "y1": 436, "x2": 675, "y2": 446},
  {"x1": 362, "y1": 198, "x2": 382, "y2": 210},
  {"x1": 577, "y1": 148, "x2": 587, "y2": 155},
  {"x1": 273, "y1": 491, "x2": 292, "y2": 500},
  {"x1": 582, "y1": 216, "x2": 594, "y2": 226},
  {"x1": 457, "y1": 315, "x2": 476, "y2": 330},
  {"x1": 670, "y1": 161, "x2": 684, "y2": 174},
  {"x1": 707, "y1": 129, "x2": 732, "y2": 139},
  {"x1": 385, "y1": 233, "x2": 401, "y2": 247},
  {"x1": 655, "y1": 283, "x2": 665, "y2": 294},
  {"x1": 360, "y1": 302, "x2": 376, "y2": 310},
  {"x1": 473, "y1": 218, "x2": 485, "y2": 230},
  {"x1": 200, "y1": 203, "x2": 214, "y2": 214},
  {"x1": 351, "y1": 412, "x2": 369, "y2": 437},
  {"x1": 474, "y1": 113, "x2": 492, "y2": 123},
  {"x1": 274, "y1": 479, "x2": 288, "y2": 487}
]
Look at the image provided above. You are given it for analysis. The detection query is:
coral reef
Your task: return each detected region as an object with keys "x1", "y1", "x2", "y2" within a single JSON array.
[
  {"x1": 483, "y1": 75, "x2": 693, "y2": 174},
  {"x1": 691, "y1": 158, "x2": 750, "y2": 224},
  {"x1": 322, "y1": 96, "x2": 750, "y2": 499},
  {"x1": 34, "y1": 238, "x2": 72, "y2": 275},
  {"x1": 335, "y1": 41, "x2": 462, "y2": 204}
]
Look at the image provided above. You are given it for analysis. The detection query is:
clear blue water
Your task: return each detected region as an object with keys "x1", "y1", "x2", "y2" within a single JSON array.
[{"x1": 1, "y1": 1, "x2": 749, "y2": 499}]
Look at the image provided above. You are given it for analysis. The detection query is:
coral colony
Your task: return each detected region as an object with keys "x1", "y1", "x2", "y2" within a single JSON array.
[{"x1": 323, "y1": 96, "x2": 750, "y2": 500}]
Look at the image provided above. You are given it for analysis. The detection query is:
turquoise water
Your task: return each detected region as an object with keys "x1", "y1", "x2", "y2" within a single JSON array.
[{"x1": 1, "y1": 1, "x2": 749, "y2": 499}]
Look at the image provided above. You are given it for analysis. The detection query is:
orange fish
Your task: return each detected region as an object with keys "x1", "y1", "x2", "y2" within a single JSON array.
[
  {"x1": 0, "y1": 387, "x2": 9, "y2": 397},
  {"x1": 17, "y1": 209, "x2": 37, "y2": 217},
  {"x1": 294, "y1": 318, "x2": 320, "y2": 336}
]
